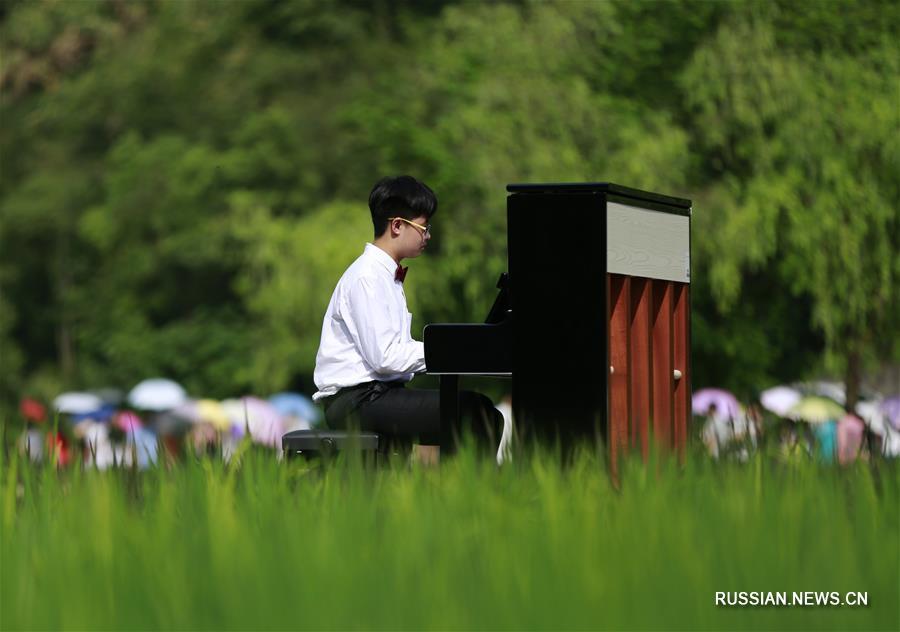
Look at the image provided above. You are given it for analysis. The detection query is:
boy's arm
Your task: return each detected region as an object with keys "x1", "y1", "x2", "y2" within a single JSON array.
[{"x1": 342, "y1": 276, "x2": 426, "y2": 375}]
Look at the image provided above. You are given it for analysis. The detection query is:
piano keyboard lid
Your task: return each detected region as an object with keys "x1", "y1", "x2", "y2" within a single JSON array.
[{"x1": 506, "y1": 182, "x2": 691, "y2": 211}]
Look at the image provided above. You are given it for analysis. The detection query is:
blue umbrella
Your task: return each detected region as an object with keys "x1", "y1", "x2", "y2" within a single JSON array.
[
  {"x1": 71, "y1": 404, "x2": 117, "y2": 424},
  {"x1": 268, "y1": 392, "x2": 322, "y2": 424}
]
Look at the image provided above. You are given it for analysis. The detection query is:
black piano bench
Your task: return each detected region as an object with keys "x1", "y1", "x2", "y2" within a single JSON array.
[{"x1": 282, "y1": 429, "x2": 381, "y2": 461}]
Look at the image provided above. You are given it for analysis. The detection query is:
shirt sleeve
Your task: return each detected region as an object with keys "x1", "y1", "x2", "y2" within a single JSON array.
[{"x1": 341, "y1": 276, "x2": 426, "y2": 375}]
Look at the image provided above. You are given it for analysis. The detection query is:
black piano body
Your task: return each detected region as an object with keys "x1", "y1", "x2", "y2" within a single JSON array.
[
  {"x1": 424, "y1": 182, "x2": 692, "y2": 452},
  {"x1": 423, "y1": 274, "x2": 511, "y2": 449}
]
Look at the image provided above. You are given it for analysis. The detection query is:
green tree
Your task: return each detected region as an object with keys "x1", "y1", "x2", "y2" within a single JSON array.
[
  {"x1": 340, "y1": 1, "x2": 691, "y2": 325},
  {"x1": 682, "y1": 10, "x2": 900, "y2": 407},
  {"x1": 2, "y1": 0, "x2": 896, "y2": 413}
]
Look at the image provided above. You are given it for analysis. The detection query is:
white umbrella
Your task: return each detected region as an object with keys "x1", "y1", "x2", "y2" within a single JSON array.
[
  {"x1": 127, "y1": 378, "x2": 187, "y2": 411},
  {"x1": 760, "y1": 386, "x2": 802, "y2": 417},
  {"x1": 53, "y1": 392, "x2": 103, "y2": 415},
  {"x1": 221, "y1": 398, "x2": 247, "y2": 434},
  {"x1": 854, "y1": 399, "x2": 882, "y2": 425},
  {"x1": 221, "y1": 397, "x2": 284, "y2": 447},
  {"x1": 800, "y1": 381, "x2": 846, "y2": 406}
]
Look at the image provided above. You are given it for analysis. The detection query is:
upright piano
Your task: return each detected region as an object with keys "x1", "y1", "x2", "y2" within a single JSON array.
[{"x1": 424, "y1": 182, "x2": 692, "y2": 462}]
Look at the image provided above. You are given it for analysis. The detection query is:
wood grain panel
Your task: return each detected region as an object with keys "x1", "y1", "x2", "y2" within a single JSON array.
[
  {"x1": 651, "y1": 281, "x2": 674, "y2": 447},
  {"x1": 607, "y1": 202, "x2": 690, "y2": 283},
  {"x1": 629, "y1": 277, "x2": 651, "y2": 459},
  {"x1": 608, "y1": 274, "x2": 630, "y2": 468},
  {"x1": 673, "y1": 283, "x2": 689, "y2": 457}
]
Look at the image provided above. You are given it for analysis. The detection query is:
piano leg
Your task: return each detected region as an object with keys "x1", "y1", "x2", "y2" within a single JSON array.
[{"x1": 439, "y1": 374, "x2": 460, "y2": 452}]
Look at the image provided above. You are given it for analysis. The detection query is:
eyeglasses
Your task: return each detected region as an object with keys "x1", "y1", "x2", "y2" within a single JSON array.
[{"x1": 388, "y1": 217, "x2": 431, "y2": 237}]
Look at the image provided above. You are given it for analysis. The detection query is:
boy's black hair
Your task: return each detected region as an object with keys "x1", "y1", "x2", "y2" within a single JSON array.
[{"x1": 369, "y1": 175, "x2": 438, "y2": 237}]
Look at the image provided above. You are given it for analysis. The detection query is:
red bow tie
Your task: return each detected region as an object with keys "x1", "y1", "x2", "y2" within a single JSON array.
[{"x1": 395, "y1": 264, "x2": 408, "y2": 283}]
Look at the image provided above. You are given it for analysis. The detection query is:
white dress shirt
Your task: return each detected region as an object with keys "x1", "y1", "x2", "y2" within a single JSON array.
[{"x1": 312, "y1": 243, "x2": 426, "y2": 402}]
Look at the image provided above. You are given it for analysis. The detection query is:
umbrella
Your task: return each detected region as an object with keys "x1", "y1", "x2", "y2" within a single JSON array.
[
  {"x1": 172, "y1": 400, "x2": 200, "y2": 423},
  {"x1": 799, "y1": 381, "x2": 846, "y2": 406},
  {"x1": 787, "y1": 396, "x2": 845, "y2": 424},
  {"x1": 855, "y1": 399, "x2": 884, "y2": 426},
  {"x1": 760, "y1": 386, "x2": 802, "y2": 417},
  {"x1": 692, "y1": 388, "x2": 741, "y2": 419},
  {"x1": 71, "y1": 403, "x2": 117, "y2": 424},
  {"x1": 223, "y1": 397, "x2": 284, "y2": 447},
  {"x1": 881, "y1": 396, "x2": 900, "y2": 431},
  {"x1": 127, "y1": 378, "x2": 187, "y2": 411},
  {"x1": 193, "y1": 399, "x2": 231, "y2": 431},
  {"x1": 268, "y1": 392, "x2": 322, "y2": 424},
  {"x1": 20, "y1": 398, "x2": 47, "y2": 423},
  {"x1": 172, "y1": 399, "x2": 229, "y2": 428},
  {"x1": 221, "y1": 399, "x2": 246, "y2": 435},
  {"x1": 54, "y1": 392, "x2": 103, "y2": 415}
]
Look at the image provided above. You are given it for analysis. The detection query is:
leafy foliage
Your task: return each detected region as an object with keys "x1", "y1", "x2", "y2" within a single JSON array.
[{"x1": 1, "y1": 0, "x2": 897, "y2": 407}]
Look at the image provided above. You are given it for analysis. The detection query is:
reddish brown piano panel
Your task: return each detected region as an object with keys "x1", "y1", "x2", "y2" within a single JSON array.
[{"x1": 608, "y1": 273, "x2": 690, "y2": 466}]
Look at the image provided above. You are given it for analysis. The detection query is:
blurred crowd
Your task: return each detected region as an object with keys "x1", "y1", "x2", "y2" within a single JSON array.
[
  {"x1": 695, "y1": 381, "x2": 900, "y2": 463},
  {"x1": 10, "y1": 377, "x2": 899, "y2": 469},
  {"x1": 13, "y1": 378, "x2": 321, "y2": 469}
]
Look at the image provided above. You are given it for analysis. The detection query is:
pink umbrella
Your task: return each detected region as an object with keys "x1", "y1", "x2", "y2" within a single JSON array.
[{"x1": 692, "y1": 388, "x2": 741, "y2": 419}]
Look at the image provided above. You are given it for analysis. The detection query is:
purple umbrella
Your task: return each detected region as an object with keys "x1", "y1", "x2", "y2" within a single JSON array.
[
  {"x1": 881, "y1": 396, "x2": 900, "y2": 431},
  {"x1": 692, "y1": 388, "x2": 742, "y2": 419}
]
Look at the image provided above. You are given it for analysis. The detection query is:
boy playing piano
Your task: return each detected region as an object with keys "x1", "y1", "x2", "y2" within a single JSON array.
[{"x1": 312, "y1": 175, "x2": 501, "y2": 454}]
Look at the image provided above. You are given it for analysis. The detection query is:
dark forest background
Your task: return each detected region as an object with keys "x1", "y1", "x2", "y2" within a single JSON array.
[{"x1": 2, "y1": 0, "x2": 898, "y2": 411}]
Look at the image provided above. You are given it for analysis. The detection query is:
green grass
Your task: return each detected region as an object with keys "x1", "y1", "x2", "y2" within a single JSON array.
[{"x1": 1, "y1": 440, "x2": 898, "y2": 631}]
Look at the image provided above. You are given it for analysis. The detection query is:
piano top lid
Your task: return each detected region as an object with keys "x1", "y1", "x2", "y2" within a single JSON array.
[{"x1": 506, "y1": 182, "x2": 692, "y2": 210}]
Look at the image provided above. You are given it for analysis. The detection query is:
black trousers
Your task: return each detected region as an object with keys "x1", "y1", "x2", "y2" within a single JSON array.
[{"x1": 322, "y1": 381, "x2": 502, "y2": 451}]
